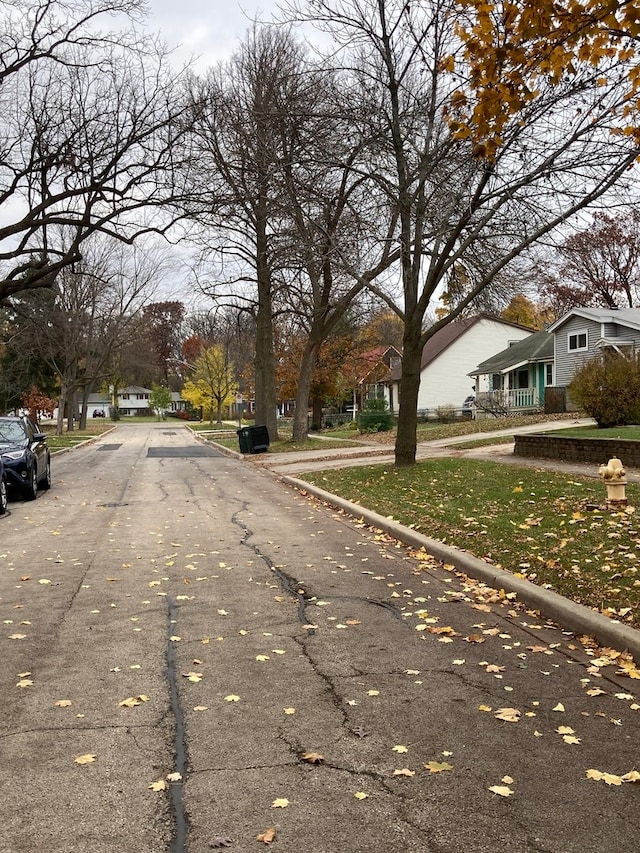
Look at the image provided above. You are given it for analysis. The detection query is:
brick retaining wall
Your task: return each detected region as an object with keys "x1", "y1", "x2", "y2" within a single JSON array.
[{"x1": 513, "y1": 434, "x2": 640, "y2": 466}]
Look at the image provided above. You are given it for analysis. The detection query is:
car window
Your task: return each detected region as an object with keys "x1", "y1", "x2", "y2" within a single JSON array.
[{"x1": 0, "y1": 422, "x2": 27, "y2": 442}]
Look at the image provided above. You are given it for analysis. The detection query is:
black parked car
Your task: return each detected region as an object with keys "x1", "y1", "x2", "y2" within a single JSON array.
[
  {"x1": 0, "y1": 416, "x2": 51, "y2": 500},
  {"x1": 0, "y1": 457, "x2": 7, "y2": 515}
]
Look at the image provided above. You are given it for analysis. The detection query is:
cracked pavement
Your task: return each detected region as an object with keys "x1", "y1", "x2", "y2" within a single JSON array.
[{"x1": 0, "y1": 423, "x2": 638, "y2": 852}]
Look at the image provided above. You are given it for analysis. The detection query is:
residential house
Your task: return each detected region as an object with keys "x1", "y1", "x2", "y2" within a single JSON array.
[
  {"x1": 83, "y1": 385, "x2": 186, "y2": 417},
  {"x1": 384, "y1": 315, "x2": 534, "y2": 415},
  {"x1": 548, "y1": 307, "x2": 640, "y2": 388},
  {"x1": 468, "y1": 330, "x2": 554, "y2": 415},
  {"x1": 356, "y1": 345, "x2": 402, "y2": 408}
]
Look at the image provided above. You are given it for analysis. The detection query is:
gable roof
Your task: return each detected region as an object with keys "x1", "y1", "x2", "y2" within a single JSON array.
[
  {"x1": 469, "y1": 330, "x2": 553, "y2": 377},
  {"x1": 548, "y1": 307, "x2": 640, "y2": 333},
  {"x1": 385, "y1": 315, "x2": 534, "y2": 382}
]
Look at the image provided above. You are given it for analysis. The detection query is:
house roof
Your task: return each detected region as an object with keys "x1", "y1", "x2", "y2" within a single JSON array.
[
  {"x1": 548, "y1": 307, "x2": 640, "y2": 333},
  {"x1": 469, "y1": 330, "x2": 554, "y2": 377},
  {"x1": 385, "y1": 315, "x2": 534, "y2": 382}
]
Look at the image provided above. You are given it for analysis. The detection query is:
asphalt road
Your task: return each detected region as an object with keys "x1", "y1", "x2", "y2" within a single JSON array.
[{"x1": 0, "y1": 423, "x2": 638, "y2": 853}]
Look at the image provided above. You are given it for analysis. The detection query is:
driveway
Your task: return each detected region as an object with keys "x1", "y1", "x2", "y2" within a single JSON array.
[{"x1": 0, "y1": 423, "x2": 637, "y2": 852}]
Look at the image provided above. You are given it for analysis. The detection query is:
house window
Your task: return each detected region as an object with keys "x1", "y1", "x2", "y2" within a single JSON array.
[
  {"x1": 545, "y1": 363, "x2": 553, "y2": 386},
  {"x1": 121, "y1": 393, "x2": 129, "y2": 400},
  {"x1": 568, "y1": 331, "x2": 587, "y2": 352},
  {"x1": 517, "y1": 369, "x2": 529, "y2": 389}
]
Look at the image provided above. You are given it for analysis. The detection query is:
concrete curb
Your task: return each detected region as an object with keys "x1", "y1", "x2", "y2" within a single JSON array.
[{"x1": 283, "y1": 476, "x2": 640, "y2": 661}]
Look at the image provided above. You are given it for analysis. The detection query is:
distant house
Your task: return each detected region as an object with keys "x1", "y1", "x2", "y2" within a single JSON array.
[
  {"x1": 468, "y1": 330, "x2": 554, "y2": 415},
  {"x1": 548, "y1": 307, "x2": 640, "y2": 388},
  {"x1": 83, "y1": 385, "x2": 186, "y2": 417},
  {"x1": 384, "y1": 315, "x2": 533, "y2": 415},
  {"x1": 356, "y1": 345, "x2": 402, "y2": 407}
]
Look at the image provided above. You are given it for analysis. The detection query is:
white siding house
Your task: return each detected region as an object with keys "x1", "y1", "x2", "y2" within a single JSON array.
[{"x1": 385, "y1": 315, "x2": 534, "y2": 414}]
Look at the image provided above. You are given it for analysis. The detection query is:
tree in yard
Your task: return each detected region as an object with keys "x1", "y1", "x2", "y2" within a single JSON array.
[
  {"x1": 0, "y1": 0, "x2": 190, "y2": 304},
  {"x1": 6, "y1": 237, "x2": 162, "y2": 432},
  {"x1": 139, "y1": 302, "x2": 186, "y2": 387},
  {"x1": 181, "y1": 345, "x2": 237, "y2": 425},
  {"x1": 149, "y1": 385, "x2": 172, "y2": 419},
  {"x1": 500, "y1": 295, "x2": 551, "y2": 331},
  {"x1": 542, "y1": 210, "x2": 640, "y2": 312},
  {"x1": 285, "y1": 0, "x2": 640, "y2": 466}
]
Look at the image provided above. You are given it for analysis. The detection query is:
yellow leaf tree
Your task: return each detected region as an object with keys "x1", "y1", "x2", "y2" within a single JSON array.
[{"x1": 181, "y1": 345, "x2": 237, "y2": 425}]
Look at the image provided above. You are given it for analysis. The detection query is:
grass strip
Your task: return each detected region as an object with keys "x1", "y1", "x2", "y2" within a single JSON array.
[{"x1": 304, "y1": 458, "x2": 640, "y2": 628}]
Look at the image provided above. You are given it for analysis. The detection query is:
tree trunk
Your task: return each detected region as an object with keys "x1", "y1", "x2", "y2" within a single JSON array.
[
  {"x1": 292, "y1": 339, "x2": 321, "y2": 441},
  {"x1": 253, "y1": 207, "x2": 279, "y2": 441},
  {"x1": 394, "y1": 326, "x2": 423, "y2": 467}
]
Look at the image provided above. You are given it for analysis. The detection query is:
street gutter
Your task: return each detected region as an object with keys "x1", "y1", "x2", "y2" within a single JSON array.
[{"x1": 282, "y1": 476, "x2": 640, "y2": 662}]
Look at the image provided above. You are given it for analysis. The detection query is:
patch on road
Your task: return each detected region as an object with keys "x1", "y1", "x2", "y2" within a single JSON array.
[
  {"x1": 147, "y1": 446, "x2": 221, "y2": 458},
  {"x1": 97, "y1": 444, "x2": 122, "y2": 451}
]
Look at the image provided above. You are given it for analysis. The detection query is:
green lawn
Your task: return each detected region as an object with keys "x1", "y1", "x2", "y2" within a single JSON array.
[
  {"x1": 43, "y1": 423, "x2": 114, "y2": 451},
  {"x1": 546, "y1": 425, "x2": 640, "y2": 440},
  {"x1": 304, "y1": 458, "x2": 640, "y2": 628}
]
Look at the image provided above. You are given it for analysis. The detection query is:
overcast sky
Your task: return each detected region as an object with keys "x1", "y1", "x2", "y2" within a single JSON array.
[{"x1": 144, "y1": 0, "x2": 280, "y2": 70}]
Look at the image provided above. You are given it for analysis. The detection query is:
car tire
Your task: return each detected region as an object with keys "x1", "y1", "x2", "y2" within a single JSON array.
[
  {"x1": 40, "y1": 454, "x2": 51, "y2": 490},
  {"x1": 24, "y1": 465, "x2": 38, "y2": 501},
  {"x1": 0, "y1": 477, "x2": 7, "y2": 515}
]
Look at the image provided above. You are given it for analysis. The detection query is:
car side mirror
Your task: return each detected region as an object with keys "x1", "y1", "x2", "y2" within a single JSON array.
[{"x1": 33, "y1": 433, "x2": 47, "y2": 442}]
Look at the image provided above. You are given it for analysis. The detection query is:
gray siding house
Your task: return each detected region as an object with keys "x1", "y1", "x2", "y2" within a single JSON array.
[{"x1": 548, "y1": 307, "x2": 640, "y2": 387}]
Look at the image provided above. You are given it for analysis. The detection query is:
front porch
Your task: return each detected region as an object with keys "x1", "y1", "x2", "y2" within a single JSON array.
[{"x1": 475, "y1": 388, "x2": 543, "y2": 417}]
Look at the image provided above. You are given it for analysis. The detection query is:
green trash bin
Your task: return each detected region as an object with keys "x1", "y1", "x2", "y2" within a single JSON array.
[
  {"x1": 237, "y1": 427, "x2": 251, "y2": 453},
  {"x1": 247, "y1": 424, "x2": 269, "y2": 453},
  {"x1": 237, "y1": 425, "x2": 270, "y2": 453}
]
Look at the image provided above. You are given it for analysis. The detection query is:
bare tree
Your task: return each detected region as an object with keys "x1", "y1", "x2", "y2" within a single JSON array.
[
  {"x1": 0, "y1": 0, "x2": 190, "y2": 303},
  {"x1": 285, "y1": 0, "x2": 640, "y2": 465},
  {"x1": 8, "y1": 236, "x2": 164, "y2": 432},
  {"x1": 543, "y1": 210, "x2": 640, "y2": 312}
]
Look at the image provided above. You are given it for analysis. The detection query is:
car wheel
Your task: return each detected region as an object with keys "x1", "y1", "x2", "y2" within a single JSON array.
[
  {"x1": 0, "y1": 478, "x2": 6, "y2": 515},
  {"x1": 24, "y1": 465, "x2": 38, "y2": 501},
  {"x1": 40, "y1": 454, "x2": 51, "y2": 490}
]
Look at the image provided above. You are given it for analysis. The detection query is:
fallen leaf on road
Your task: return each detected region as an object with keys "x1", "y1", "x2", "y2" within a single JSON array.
[
  {"x1": 392, "y1": 745, "x2": 408, "y2": 753},
  {"x1": 149, "y1": 779, "x2": 168, "y2": 792},
  {"x1": 16, "y1": 679, "x2": 33, "y2": 688},
  {"x1": 495, "y1": 708, "x2": 521, "y2": 723},
  {"x1": 552, "y1": 703, "x2": 565, "y2": 712},
  {"x1": 424, "y1": 761, "x2": 453, "y2": 773},
  {"x1": 301, "y1": 752, "x2": 324, "y2": 764},
  {"x1": 74, "y1": 754, "x2": 96, "y2": 765},
  {"x1": 55, "y1": 699, "x2": 72, "y2": 707},
  {"x1": 586, "y1": 769, "x2": 624, "y2": 786},
  {"x1": 225, "y1": 695, "x2": 240, "y2": 702},
  {"x1": 489, "y1": 785, "x2": 514, "y2": 797},
  {"x1": 209, "y1": 837, "x2": 233, "y2": 848},
  {"x1": 271, "y1": 798, "x2": 289, "y2": 808},
  {"x1": 354, "y1": 791, "x2": 369, "y2": 800},
  {"x1": 257, "y1": 827, "x2": 277, "y2": 844},
  {"x1": 166, "y1": 773, "x2": 182, "y2": 782}
]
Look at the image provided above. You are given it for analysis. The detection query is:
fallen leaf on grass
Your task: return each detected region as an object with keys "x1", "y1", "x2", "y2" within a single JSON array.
[{"x1": 257, "y1": 827, "x2": 277, "y2": 844}]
